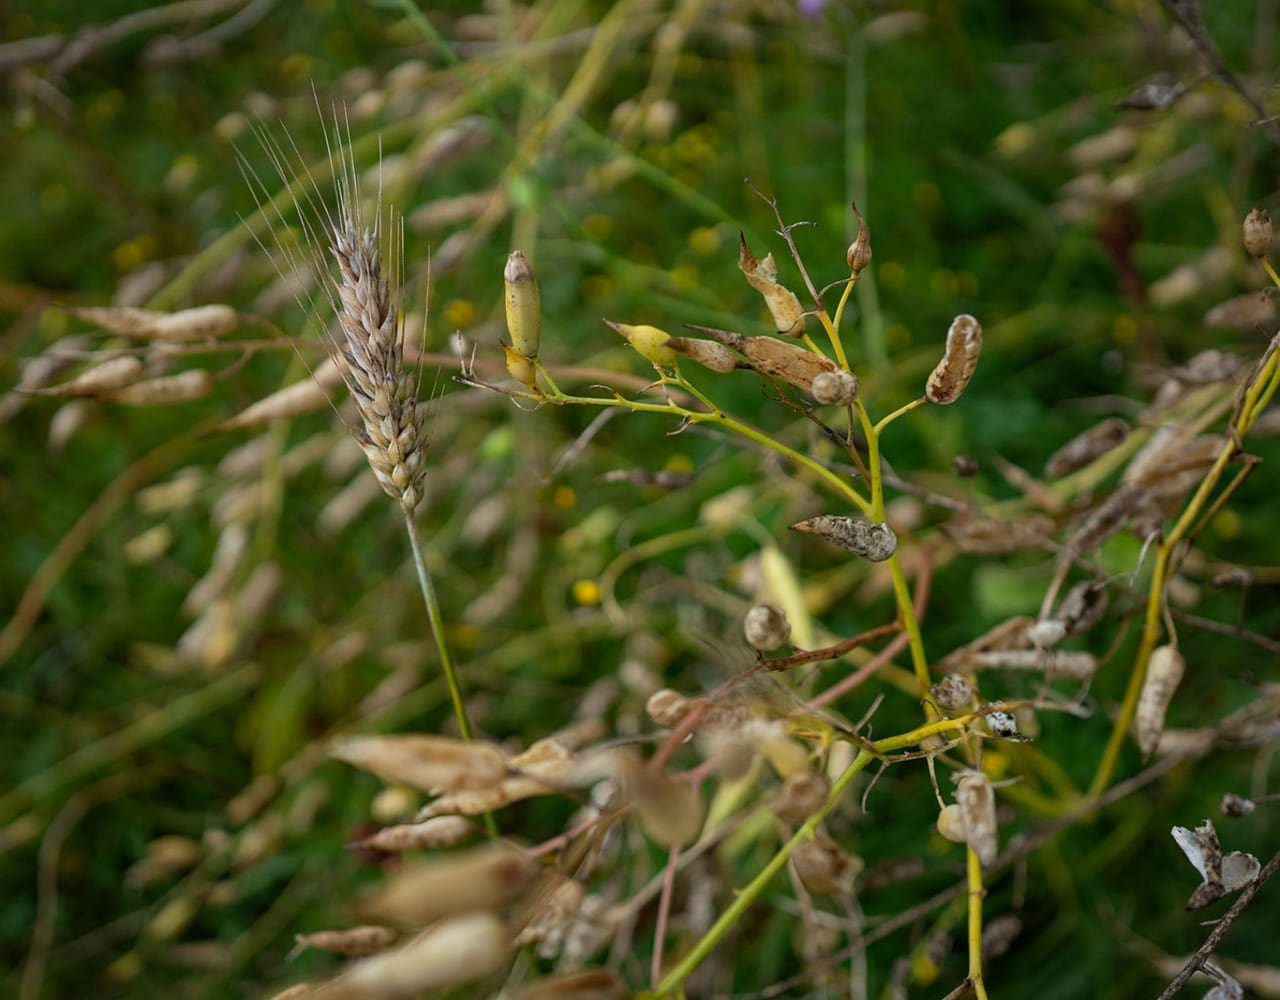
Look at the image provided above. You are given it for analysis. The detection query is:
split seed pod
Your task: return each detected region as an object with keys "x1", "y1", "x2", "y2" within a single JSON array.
[
  {"x1": 738, "y1": 233, "x2": 807, "y2": 337},
  {"x1": 925, "y1": 314, "x2": 982, "y2": 404},
  {"x1": 790, "y1": 515, "x2": 897, "y2": 562},
  {"x1": 1243, "y1": 208, "x2": 1273, "y2": 258},
  {"x1": 743, "y1": 604, "x2": 791, "y2": 651},
  {"x1": 666, "y1": 335, "x2": 739, "y2": 373},
  {"x1": 1135, "y1": 644, "x2": 1185, "y2": 756},
  {"x1": 504, "y1": 250, "x2": 541, "y2": 359},
  {"x1": 954, "y1": 770, "x2": 998, "y2": 865},
  {"x1": 810, "y1": 369, "x2": 859, "y2": 406},
  {"x1": 605, "y1": 320, "x2": 678, "y2": 367}
]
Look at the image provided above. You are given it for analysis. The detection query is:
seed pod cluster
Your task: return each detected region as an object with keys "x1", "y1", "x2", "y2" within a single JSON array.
[
  {"x1": 1243, "y1": 208, "x2": 1273, "y2": 258},
  {"x1": 790, "y1": 515, "x2": 897, "y2": 562},
  {"x1": 738, "y1": 233, "x2": 807, "y2": 337},
  {"x1": 666, "y1": 335, "x2": 739, "y2": 373},
  {"x1": 605, "y1": 320, "x2": 678, "y2": 367},
  {"x1": 845, "y1": 202, "x2": 872, "y2": 274},
  {"x1": 744, "y1": 603, "x2": 791, "y2": 651},
  {"x1": 1135, "y1": 644, "x2": 1185, "y2": 756},
  {"x1": 504, "y1": 250, "x2": 541, "y2": 359},
  {"x1": 810, "y1": 369, "x2": 859, "y2": 406},
  {"x1": 1043, "y1": 417, "x2": 1130, "y2": 478},
  {"x1": 925, "y1": 314, "x2": 982, "y2": 404}
]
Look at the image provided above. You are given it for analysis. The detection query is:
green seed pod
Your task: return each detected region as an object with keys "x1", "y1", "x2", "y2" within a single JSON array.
[
  {"x1": 605, "y1": 320, "x2": 678, "y2": 368},
  {"x1": 504, "y1": 251, "x2": 541, "y2": 359}
]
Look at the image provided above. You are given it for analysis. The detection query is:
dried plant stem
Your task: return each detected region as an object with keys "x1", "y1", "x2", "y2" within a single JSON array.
[{"x1": 1089, "y1": 338, "x2": 1280, "y2": 796}]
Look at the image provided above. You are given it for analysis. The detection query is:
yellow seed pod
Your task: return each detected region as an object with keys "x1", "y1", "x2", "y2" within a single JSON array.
[
  {"x1": 925, "y1": 314, "x2": 982, "y2": 404},
  {"x1": 504, "y1": 250, "x2": 541, "y2": 359},
  {"x1": 737, "y1": 234, "x2": 807, "y2": 337},
  {"x1": 1135, "y1": 644, "x2": 1185, "y2": 756},
  {"x1": 503, "y1": 343, "x2": 539, "y2": 391},
  {"x1": 605, "y1": 320, "x2": 678, "y2": 368},
  {"x1": 936, "y1": 803, "x2": 967, "y2": 843}
]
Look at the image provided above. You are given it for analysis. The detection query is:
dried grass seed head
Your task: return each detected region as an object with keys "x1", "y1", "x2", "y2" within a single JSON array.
[{"x1": 925, "y1": 313, "x2": 982, "y2": 404}]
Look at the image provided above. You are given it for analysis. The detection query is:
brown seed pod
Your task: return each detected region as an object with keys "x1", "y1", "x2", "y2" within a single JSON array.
[
  {"x1": 774, "y1": 770, "x2": 831, "y2": 824},
  {"x1": 220, "y1": 358, "x2": 343, "y2": 429},
  {"x1": 293, "y1": 925, "x2": 398, "y2": 957},
  {"x1": 1243, "y1": 207, "x2": 1273, "y2": 258},
  {"x1": 929, "y1": 674, "x2": 973, "y2": 711},
  {"x1": 845, "y1": 202, "x2": 872, "y2": 274},
  {"x1": 937, "y1": 617, "x2": 1033, "y2": 672},
  {"x1": 693, "y1": 325, "x2": 838, "y2": 391},
  {"x1": 738, "y1": 233, "x2": 807, "y2": 337},
  {"x1": 961, "y1": 649, "x2": 1098, "y2": 680},
  {"x1": 510, "y1": 970, "x2": 629, "y2": 1000},
  {"x1": 954, "y1": 770, "x2": 998, "y2": 865},
  {"x1": 744, "y1": 604, "x2": 791, "y2": 651},
  {"x1": 942, "y1": 512, "x2": 1054, "y2": 555},
  {"x1": 810, "y1": 369, "x2": 859, "y2": 406},
  {"x1": 504, "y1": 250, "x2": 541, "y2": 359},
  {"x1": 109, "y1": 369, "x2": 213, "y2": 405},
  {"x1": 330, "y1": 734, "x2": 507, "y2": 793},
  {"x1": 66, "y1": 304, "x2": 238, "y2": 341},
  {"x1": 666, "y1": 335, "x2": 739, "y2": 373},
  {"x1": 646, "y1": 688, "x2": 695, "y2": 728},
  {"x1": 1055, "y1": 581, "x2": 1109, "y2": 638},
  {"x1": 1067, "y1": 481, "x2": 1149, "y2": 553},
  {"x1": 361, "y1": 844, "x2": 536, "y2": 924},
  {"x1": 36, "y1": 355, "x2": 145, "y2": 397},
  {"x1": 790, "y1": 515, "x2": 897, "y2": 562},
  {"x1": 332, "y1": 913, "x2": 509, "y2": 995},
  {"x1": 1043, "y1": 417, "x2": 1130, "y2": 479},
  {"x1": 353, "y1": 815, "x2": 477, "y2": 853},
  {"x1": 925, "y1": 314, "x2": 982, "y2": 404},
  {"x1": 1135, "y1": 644, "x2": 1185, "y2": 756},
  {"x1": 618, "y1": 754, "x2": 704, "y2": 848},
  {"x1": 513, "y1": 877, "x2": 585, "y2": 947},
  {"x1": 1220, "y1": 793, "x2": 1256, "y2": 818},
  {"x1": 792, "y1": 835, "x2": 861, "y2": 894}
]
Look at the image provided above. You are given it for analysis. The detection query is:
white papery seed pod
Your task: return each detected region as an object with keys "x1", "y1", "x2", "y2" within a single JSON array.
[
  {"x1": 744, "y1": 604, "x2": 791, "y2": 651},
  {"x1": 955, "y1": 770, "x2": 997, "y2": 865},
  {"x1": 810, "y1": 369, "x2": 859, "y2": 406},
  {"x1": 1135, "y1": 644, "x2": 1185, "y2": 756}
]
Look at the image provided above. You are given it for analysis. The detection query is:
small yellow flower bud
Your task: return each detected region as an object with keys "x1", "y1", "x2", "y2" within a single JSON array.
[
  {"x1": 1243, "y1": 208, "x2": 1273, "y2": 259},
  {"x1": 605, "y1": 320, "x2": 679, "y2": 368},
  {"x1": 504, "y1": 250, "x2": 541, "y2": 359}
]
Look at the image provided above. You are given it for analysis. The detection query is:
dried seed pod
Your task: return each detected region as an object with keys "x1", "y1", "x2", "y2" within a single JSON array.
[
  {"x1": 330, "y1": 734, "x2": 507, "y2": 793},
  {"x1": 1025, "y1": 618, "x2": 1066, "y2": 648},
  {"x1": 980, "y1": 914, "x2": 1022, "y2": 962},
  {"x1": 943, "y1": 512, "x2": 1054, "y2": 554},
  {"x1": 929, "y1": 674, "x2": 973, "y2": 711},
  {"x1": 1067, "y1": 481, "x2": 1149, "y2": 553},
  {"x1": 666, "y1": 335, "x2": 739, "y2": 373},
  {"x1": 605, "y1": 320, "x2": 678, "y2": 367},
  {"x1": 744, "y1": 604, "x2": 791, "y2": 651},
  {"x1": 953, "y1": 454, "x2": 980, "y2": 478},
  {"x1": 810, "y1": 369, "x2": 859, "y2": 406},
  {"x1": 293, "y1": 925, "x2": 398, "y2": 957},
  {"x1": 37, "y1": 355, "x2": 145, "y2": 397},
  {"x1": 514, "y1": 877, "x2": 585, "y2": 947},
  {"x1": 504, "y1": 343, "x2": 539, "y2": 391},
  {"x1": 738, "y1": 233, "x2": 807, "y2": 337},
  {"x1": 504, "y1": 250, "x2": 541, "y2": 359},
  {"x1": 1243, "y1": 208, "x2": 1273, "y2": 258},
  {"x1": 1054, "y1": 581, "x2": 1109, "y2": 638},
  {"x1": 646, "y1": 688, "x2": 695, "y2": 728},
  {"x1": 984, "y1": 706, "x2": 1024, "y2": 741},
  {"x1": 790, "y1": 515, "x2": 897, "y2": 562},
  {"x1": 353, "y1": 815, "x2": 477, "y2": 852},
  {"x1": 1220, "y1": 793, "x2": 1256, "y2": 818},
  {"x1": 109, "y1": 369, "x2": 213, "y2": 405},
  {"x1": 792, "y1": 835, "x2": 860, "y2": 894},
  {"x1": 66, "y1": 304, "x2": 238, "y2": 341},
  {"x1": 361, "y1": 844, "x2": 536, "y2": 924},
  {"x1": 936, "y1": 804, "x2": 967, "y2": 844},
  {"x1": 774, "y1": 770, "x2": 830, "y2": 824},
  {"x1": 938, "y1": 617, "x2": 1033, "y2": 672},
  {"x1": 693, "y1": 325, "x2": 838, "y2": 391},
  {"x1": 334, "y1": 912, "x2": 509, "y2": 995},
  {"x1": 845, "y1": 202, "x2": 872, "y2": 274},
  {"x1": 1135, "y1": 644, "x2": 1185, "y2": 756},
  {"x1": 954, "y1": 770, "x2": 998, "y2": 865},
  {"x1": 619, "y1": 754, "x2": 704, "y2": 848},
  {"x1": 758, "y1": 727, "x2": 809, "y2": 778},
  {"x1": 961, "y1": 649, "x2": 1098, "y2": 680},
  {"x1": 1043, "y1": 417, "x2": 1129, "y2": 478},
  {"x1": 925, "y1": 314, "x2": 982, "y2": 404},
  {"x1": 220, "y1": 358, "x2": 343, "y2": 429},
  {"x1": 510, "y1": 969, "x2": 628, "y2": 1000}
]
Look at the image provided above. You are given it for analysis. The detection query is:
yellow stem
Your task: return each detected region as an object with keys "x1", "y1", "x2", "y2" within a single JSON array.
[{"x1": 967, "y1": 846, "x2": 990, "y2": 1000}]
